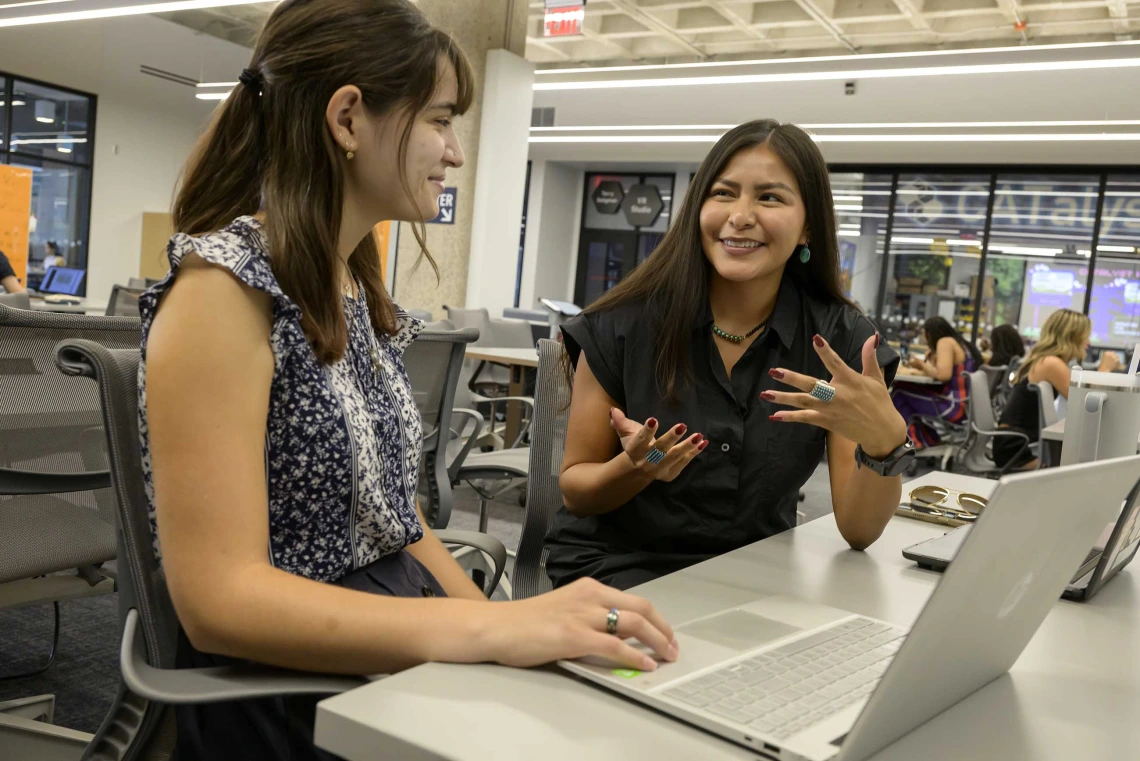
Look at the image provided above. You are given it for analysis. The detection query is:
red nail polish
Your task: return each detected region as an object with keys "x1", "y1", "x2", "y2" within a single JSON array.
[
  {"x1": 769, "y1": 414, "x2": 782, "y2": 422},
  {"x1": 875, "y1": 332, "x2": 882, "y2": 349},
  {"x1": 648, "y1": 418, "x2": 658, "y2": 428},
  {"x1": 675, "y1": 424, "x2": 687, "y2": 434},
  {"x1": 698, "y1": 441, "x2": 709, "y2": 451},
  {"x1": 768, "y1": 368, "x2": 785, "y2": 380},
  {"x1": 760, "y1": 391, "x2": 776, "y2": 401},
  {"x1": 694, "y1": 434, "x2": 704, "y2": 444},
  {"x1": 813, "y1": 334, "x2": 825, "y2": 348}
]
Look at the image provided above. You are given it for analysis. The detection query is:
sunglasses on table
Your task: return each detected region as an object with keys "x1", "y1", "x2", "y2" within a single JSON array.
[{"x1": 895, "y1": 485, "x2": 989, "y2": 528}]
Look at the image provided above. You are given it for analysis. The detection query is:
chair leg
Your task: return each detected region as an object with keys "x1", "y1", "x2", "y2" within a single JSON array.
[
  {"x1": 0, "y1": 602, "x2": 60, "y2": 681},
  {"x1": 477, "y1": 498, "x2": 490, "y2": 533}
]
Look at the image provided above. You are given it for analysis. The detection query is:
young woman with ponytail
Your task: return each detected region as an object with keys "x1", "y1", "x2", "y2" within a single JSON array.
[{"x1": 141, "y1": 1, "x2": 675, "y2": 757}]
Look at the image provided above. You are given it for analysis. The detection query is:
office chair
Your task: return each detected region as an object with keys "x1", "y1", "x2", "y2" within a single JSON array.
[
  {"x1": 511, "y1": 339, "x2": 571, "y2": 600},
  {"x1": 1033, "y1": 381, "x2": 1060, "y2": 469},
  {"x1": 958, "y1": 370, "x2": 1030, "y2": 478},
  {"x1": 47, "y1": 339, "x2": 507, "y2": 761},
  {"x1": 105, "y1": 285, "x2": 145, "y2": 318},
  {"x1": 0, "y1": 306, "x2": 139, "y2": 679},
  {"x1": 0, "y1": 291, "x2": 31, "y2": 309}
]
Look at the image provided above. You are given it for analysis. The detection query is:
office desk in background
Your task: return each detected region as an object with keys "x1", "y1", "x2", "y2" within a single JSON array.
[
  {"x1": 465, "y1": 346, "x2": 539, "y2": 446},
  {"x1": 891, "y1": 371, "x2": 942, "y2": 386},
  {"x1": 28, "y1": 299, "x2": 109, "y2": 316},
  {"x1": 315, "y1": 472, "x2": 1140, "y2": 761}
]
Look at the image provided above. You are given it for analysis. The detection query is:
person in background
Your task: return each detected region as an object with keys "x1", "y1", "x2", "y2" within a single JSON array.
[
  {"x1": 0, "y1": 249, "x2": 26, "y2": 293},
  {"x1": 142, "y1": 1, "x2": 675, "y2": 758},
  {"x1": 993, "y1": 309, "x2": 1119, "y2": 470},
  {"x1": 548, "y1": 120, "x2": 908, "y2": 591},
  {"x1": 987, "y1": 324, "x2": 1025, "y2": 369},
  {"x1": 891, "y1": 316, "x2": 983, "y2": 449},
  {"x1": 42, "y1": 241, "x2": 66, "y2": 269}
]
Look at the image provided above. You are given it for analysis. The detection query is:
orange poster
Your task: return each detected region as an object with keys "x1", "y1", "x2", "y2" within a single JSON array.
[
  {"x1": 0, "y1": 165, "x2": 33, "y2": 285},
  {"x1": 374, "y1": 220, "x2": 391, "y2": 284}
]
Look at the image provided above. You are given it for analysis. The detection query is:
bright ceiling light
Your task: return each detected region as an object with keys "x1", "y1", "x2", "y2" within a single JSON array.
[
  {"x1": 0, "y1": 0, "x2": 267, "y2": 28},
  {"x1": 56, "y1": 145, "x2": 72, "y2": 153},
  {"x1": 195, "y1": 92, "x2": 230, "y2": 100},
  {"x1": 1095, "y1": 245, "x2": 1137, "y2": 253},
  {"x1": 8, "y1": 137, "x2": 87, "y2": 145},
  {"x1": 833, "y1": 195, "x2": 864, "y2": 202},
  {"x1": 0, "y1": 100, "x2": 26, "y2": 107},
  {"x1": 35, "y1": 100, "x2": 55, "y2": 124},
  {"x1": 530, "y1": 133, "x2": 1140, "y2": 144},
  {"x1": 535, "y1": 39, "x2": 1140, "y2": 76},
  {"x1": 531, "y1": 120, "x2": 1140, "y2": 131},
  {"x1": 838, "y1": 230, "x2": 861, "y2": 237},
  {"x1": 196, "y1": 81, "x2": 239, "y2": 88},
  {"x1": 534, "y1": 58, "x2": 1140, "y2": 91}
]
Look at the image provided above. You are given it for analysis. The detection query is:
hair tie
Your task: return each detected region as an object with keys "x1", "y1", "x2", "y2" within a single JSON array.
[{"x1": 238, "y1": 67, "x2": 263, "y2": 94}]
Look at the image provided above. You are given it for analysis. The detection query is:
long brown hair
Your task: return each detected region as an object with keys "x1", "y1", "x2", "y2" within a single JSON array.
[
  {"x1": 1014, "y1": 308, "x2": 1091, "y2": 383},
  {"x1": 582, "y1": 120, "x2": 851, "y2": 399},
  {"x1": 173, "y1": 0, "x2": 473, "y2": 364}
]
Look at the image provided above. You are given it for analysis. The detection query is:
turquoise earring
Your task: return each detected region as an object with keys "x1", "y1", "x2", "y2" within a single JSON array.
[{"x1": 799, "y1": 244, "x2": 812, "y2": 264}]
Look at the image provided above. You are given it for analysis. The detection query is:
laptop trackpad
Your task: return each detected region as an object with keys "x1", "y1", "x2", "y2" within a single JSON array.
[{"x1": 677, "y1": 610, "x2": 802, "y2": 651}]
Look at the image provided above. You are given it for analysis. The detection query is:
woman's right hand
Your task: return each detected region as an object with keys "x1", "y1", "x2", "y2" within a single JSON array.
[
  {"x1": 484, "y1": 578, "x2": 678, "y2": 672},
  {"x1": 609, "y1": 408, "x2": 707, "y2": 482}
]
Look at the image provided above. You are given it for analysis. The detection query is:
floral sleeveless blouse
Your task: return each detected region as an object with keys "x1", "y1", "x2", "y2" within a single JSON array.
[{"x1": 137, "y1": 216, "x2": 425, "y2": 583}]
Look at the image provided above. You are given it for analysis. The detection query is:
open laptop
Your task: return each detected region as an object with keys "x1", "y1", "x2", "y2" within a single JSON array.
[
  {"x1": 559, "y1": 456, "x2": 1140, "y2": 761},
  {"x1": 904, "y1": 478, "x2": 1140, "y2": 601},
  {"x1": 37, "y1": 266, "x2": 86, "y2": 303}
]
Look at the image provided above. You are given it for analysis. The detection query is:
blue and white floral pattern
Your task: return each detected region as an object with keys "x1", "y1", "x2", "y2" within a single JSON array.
[{"x1": 137, "y1": 216, "x2": 424, "y2": 583}]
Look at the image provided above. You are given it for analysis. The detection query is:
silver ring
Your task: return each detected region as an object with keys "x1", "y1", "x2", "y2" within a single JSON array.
[
  {"x1": 809, "y1": 380, "x2": 836, "y2": 403},
  {"x1": 645, "y1": 448, "x2": 666, "y2": 465},
  {"x1": 606, "y1": 608, "x2": 620, "y2": 636}
]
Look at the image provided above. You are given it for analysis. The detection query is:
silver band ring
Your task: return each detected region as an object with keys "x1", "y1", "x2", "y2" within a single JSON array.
[
  {"x1": 645, "y1": 448, "x2": 666, "y2": 465},
  {"x1": 809, "y1": 380, "x2": 836, "y2": 403},
  {"x1": 606, "y1": 608, "x2": 620, "y2": 636}
]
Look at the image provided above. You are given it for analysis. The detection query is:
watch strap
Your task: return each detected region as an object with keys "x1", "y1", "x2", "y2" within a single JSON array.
[{"x1": 855, "y1": 439, "x2": 915, "y2": 477}]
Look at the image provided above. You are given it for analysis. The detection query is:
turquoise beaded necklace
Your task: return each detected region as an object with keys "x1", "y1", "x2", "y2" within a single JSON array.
[{"x1": 712, "y1": 319, "x2": 767, "y2": 344}]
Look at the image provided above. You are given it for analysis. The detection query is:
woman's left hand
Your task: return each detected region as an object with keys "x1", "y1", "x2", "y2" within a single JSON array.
[{"x1": 762, "y1": 333, "x2": 908, "y2": 459}]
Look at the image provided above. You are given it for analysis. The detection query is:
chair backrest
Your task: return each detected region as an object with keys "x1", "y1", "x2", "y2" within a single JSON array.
[
  {"x1": 0, "y1": 291, "x2": 31, "y2": 309},
  {"x1": 503, "y1": 307, "x2": 547, "y2": 323},
  {"x1": 402, "y1": 327, "x2": 479, "y2": 527},
  {"x1": 405, "y1": 308, "x2": 433, "y2": 322},
  {"x1": 54, "y1": 339, "x2": 176, "y2": 759},
  {"x1": 489, "y1": 317, "x2": 538, "y2": 349},
  {"x1": 443, "y1": 305, "x2": 491, "y2": 338},
  {"x1": 1036, "y1": 381, "x2": 1058, "y2": 428},
  {"x1": 981, "y1": 364, "x2": 1007, "y2": 395},
  {"x1": 514, "y1": 339, "x2": 571, "y2": 599},
  {"x1": 106, "y1": 284, "x2": 145, "y2": 317},
  {"x1": 960, "y1": 371, "x2": 995, "y2": 472},
  {"x1": 0, "y1": 304, "x2": 140, "y2": 530}
]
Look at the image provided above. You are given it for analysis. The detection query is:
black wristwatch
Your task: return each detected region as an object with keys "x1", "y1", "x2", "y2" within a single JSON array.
[{"x1": 854, "y1": 439, "x2": 915, "y2": 477}]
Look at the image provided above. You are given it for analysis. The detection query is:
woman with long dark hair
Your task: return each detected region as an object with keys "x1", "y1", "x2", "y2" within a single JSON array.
[
  {"x1": 891, "y1": 316, "x2": 982, "y2": 448},
  {"x1": 987, "y1": 324, "x2": 1026, "y2": 369},
  {"x1": 545, "y1": 120, "x2": 912, "y2": 590},
  {"x1": 142, "y1": 2, "x2": 675, "y2": 757}
]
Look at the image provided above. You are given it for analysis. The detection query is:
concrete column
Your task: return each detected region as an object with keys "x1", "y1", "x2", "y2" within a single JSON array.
[{"x1": 392, "y1": 0, "x2": 531, "y2": 320}]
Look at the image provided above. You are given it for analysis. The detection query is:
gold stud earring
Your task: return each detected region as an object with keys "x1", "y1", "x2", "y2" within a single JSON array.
[{"x1": 345, "y1": 148, "x2": 355, "y2": 160}]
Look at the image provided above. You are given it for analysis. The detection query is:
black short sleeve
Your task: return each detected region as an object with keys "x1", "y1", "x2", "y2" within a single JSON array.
[
  {"x1": 560, "y1": 310, "x2": 627, "y2": 407},
  {"x1": 839, "y1": 309, "x2": 899, "y2": 386},
  {"x1": 0, "y1": 251, "x2": 15, "y2": 282}
]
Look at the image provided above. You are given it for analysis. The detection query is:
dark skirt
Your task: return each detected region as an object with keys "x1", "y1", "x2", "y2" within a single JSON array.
[{"x1": 172, "y1": 550, "x2": 447, "y2": 761}]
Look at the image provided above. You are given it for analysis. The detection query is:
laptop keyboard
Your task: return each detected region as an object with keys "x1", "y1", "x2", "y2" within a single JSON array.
[{"x1": 662, "y1": 617, "x2": 907, "y2": 741}]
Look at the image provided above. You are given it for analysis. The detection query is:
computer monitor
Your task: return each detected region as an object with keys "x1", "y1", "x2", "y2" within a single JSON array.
[
  {"x1": 106, "y1": 285, "x2": 144, "y2": 317},
  {"x1": 39, "y1": 267, "x2": 86, "y2": 296}
]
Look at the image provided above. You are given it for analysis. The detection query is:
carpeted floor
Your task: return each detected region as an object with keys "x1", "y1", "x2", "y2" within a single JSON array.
[{"x1": 0, "y1": 461, "x2": 869, "y2": 736}]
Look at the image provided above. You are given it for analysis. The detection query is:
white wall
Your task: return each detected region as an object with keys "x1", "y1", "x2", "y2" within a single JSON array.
[
  {"x1": 0, "y1": 15, "x2": 251, "y2": 304},
  {"x1": 519, "y1": 159, "x2": 582, "y2": 308}
]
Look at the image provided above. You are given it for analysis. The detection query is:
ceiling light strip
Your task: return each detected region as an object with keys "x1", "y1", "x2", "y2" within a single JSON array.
[
  {"x1": 530, "y1": 120, "x2": 1140, "y2": 132},
  {"x1": 529, "y1": 134, "x2": 1140, "y2": 143},
  {"x1": 534, "y1": 58, "x2": 1140, "y2": 91},
  {"x1": 0, "y1": 0, "x2": 261, "y2": 28}
]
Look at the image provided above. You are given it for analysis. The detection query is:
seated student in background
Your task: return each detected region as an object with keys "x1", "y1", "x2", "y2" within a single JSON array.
[
  {"x1": 142, "y1": 2, "x2": 675, "y2": 758},
  {"x1": 546, "y1": 120, "x2": 910, "y2": 591},
  {"x1": 987, "y1": 323, "x2": 1025, "y2": 369},
  {"x1": 993, "y1": 308, "x2": 1119, "y2": 470},
  {"x1": 42, "y1": 241, "x2": 66, "y2": 270},
  {"x1": 0, "y1": 249, "x2": 26, "y2": 293},
  {"x1": 891, "y1": 316, "x2": 982, "y2": 449}
]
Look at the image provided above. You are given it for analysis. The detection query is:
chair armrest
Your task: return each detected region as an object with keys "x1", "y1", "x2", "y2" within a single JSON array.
[
  {"x1": 434, "y1": 529, "x2": 507, "y2": 597},
  {"x1": 969, "y1": 425, "x2": 1030, "y2": 442},
  {"x1": 447, "y1": 408, "x2": 486, "y2": 482},
  {"x1": 0, "y1": 467, "x2": 111, "y2": 495},
  {"x1": 489, "y1": 396, "x2": 535, "y2": 448},
  {"x1": 120, "y1": 609, "x2": 364, "y2": 705}
]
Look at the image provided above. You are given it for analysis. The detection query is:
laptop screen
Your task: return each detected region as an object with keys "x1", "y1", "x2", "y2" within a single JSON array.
[{"x1": 40, "y1": 267, "x2": 86, "y2": 296}]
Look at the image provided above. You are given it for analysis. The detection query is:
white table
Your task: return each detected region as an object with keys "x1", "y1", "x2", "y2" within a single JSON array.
[
  {"x1": 465, "y1": 346, "x2": 539, "y2": 445},
  {"x1": 315, "y1": 472, "x2": 1140, "y2": 761},
  {"x1": 29, "y1": 299, "x2": 108, "y2": 315},
  {"x1": 891, "y1": 372, "x2": 941, "y2": 386}
]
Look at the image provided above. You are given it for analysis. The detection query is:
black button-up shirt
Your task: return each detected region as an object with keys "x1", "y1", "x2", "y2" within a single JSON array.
[{"x1": 545, "y1": 275, "x2": 899, "y2": 588}]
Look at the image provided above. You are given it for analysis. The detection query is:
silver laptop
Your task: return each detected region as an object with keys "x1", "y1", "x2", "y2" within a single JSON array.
[{"x1": 559, "y1": 455, "x2": 1140, "y2": 761}]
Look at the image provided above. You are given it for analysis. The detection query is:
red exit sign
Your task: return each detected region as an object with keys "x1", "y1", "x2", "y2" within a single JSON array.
[{"x1": 544, "y1": 5, "x2": 584, "y2": 37}]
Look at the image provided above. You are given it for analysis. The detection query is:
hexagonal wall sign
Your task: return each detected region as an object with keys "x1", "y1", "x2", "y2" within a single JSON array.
[
  {"x1": 592, "y1": 180, "x2": 624, "y2": 215},
  {"x1": 622, "y1": 184, "x2": 663, "y2": 228}
]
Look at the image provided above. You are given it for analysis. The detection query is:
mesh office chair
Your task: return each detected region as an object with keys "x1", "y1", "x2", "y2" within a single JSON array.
[
  {"x1": 0, "y1": 291, "x2": 31, "y2": 309},
  {"x1": 512, "y1": 339, "x2": 571, "y2": 600},
  {"x1": 105, "y1": 285, "x2": 144, "y2": 318},
  {"x1": 958, "y1": 370, "x2": 1030, "y2": 477},
  {"x1": 0, "y1": 305, "x2": 139, "y2": 680},
  {"x1": 51, "y1": 339, "x2": 508, "y2": 761}
]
